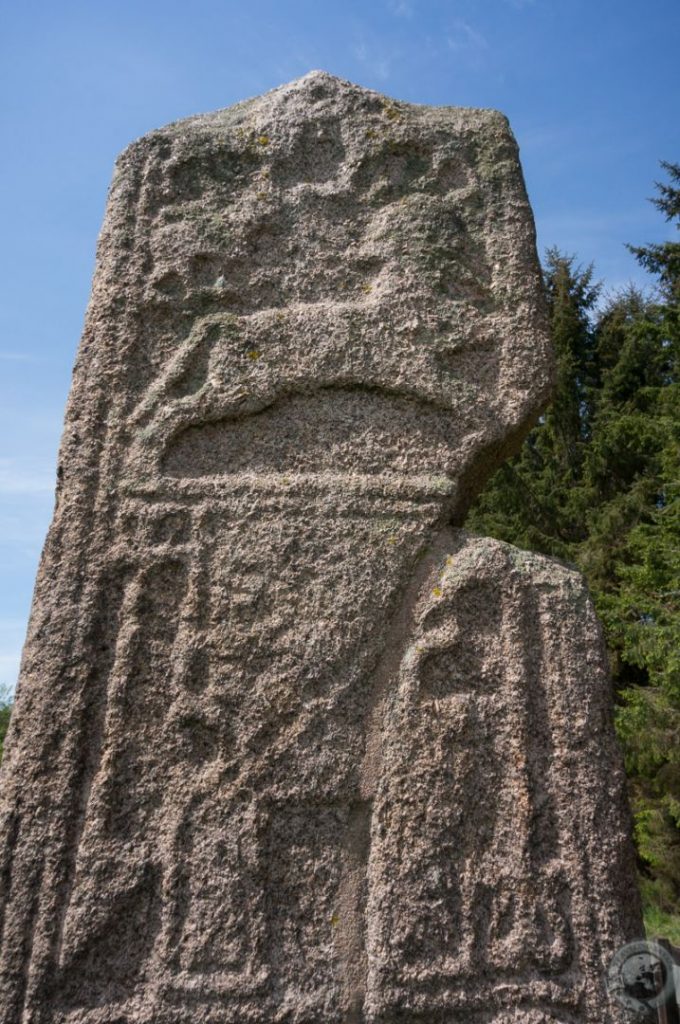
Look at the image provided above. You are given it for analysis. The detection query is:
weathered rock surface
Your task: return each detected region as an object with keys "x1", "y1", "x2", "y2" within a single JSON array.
[{"x1": 0, "y1": 71, "x2": 641, "y2": 1023}]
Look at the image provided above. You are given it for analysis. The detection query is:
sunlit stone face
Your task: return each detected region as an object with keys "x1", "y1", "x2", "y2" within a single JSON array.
[{"x1": 0, "y1": 73, "x2": 640, "y2": 1024}]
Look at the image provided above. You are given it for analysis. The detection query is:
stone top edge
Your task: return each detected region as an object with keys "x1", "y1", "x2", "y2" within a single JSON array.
[
  {"x1": 248, "y1": 69, "x2": 509, "y2": 119},
  {"x1": 114, "y1": 69, "x2": 511, "y2": 167},
  {"x1": 452, "y1": 532, "x2": 590, "y2": 589}
]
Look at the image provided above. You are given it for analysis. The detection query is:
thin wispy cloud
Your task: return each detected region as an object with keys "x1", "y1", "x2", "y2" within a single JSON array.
[
  {"x1": 446, "y1": 19, "x2": 489, "y2": 67},
  {"x1": 519, "y1": 125, "x2": 574, "y2": 152},
  {"x1": 0, "y1": 351, "x2": 43, "y2": 364},
  {"x1": 387, "y1": 0, "x2": 414, "y2": 17},
  {"x1": 353, "y1": 37, "x2": 396, "y2": 81},
  {"x1": 0, "y1": 458, "x2": 55, "y2": 496}
]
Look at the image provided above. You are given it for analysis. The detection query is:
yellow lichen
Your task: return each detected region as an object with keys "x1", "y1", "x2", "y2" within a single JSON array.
[
  {"x1": 257, "y1": 134, "x2": 270, "y2": 146},
  {"x1": 247, "y1": 349, "x2": 261, "y2": 360},
  {"x1": 382, "y1": 102, "x2": 402, "y2": 122},
  {"x1": 432, "y1": 586, "x2": 442, "y2": 598}
]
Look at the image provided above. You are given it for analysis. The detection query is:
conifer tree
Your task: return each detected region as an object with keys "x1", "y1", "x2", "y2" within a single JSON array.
[
  {"x1": 466, "y1": 250, "x2": 600, "y2": 558},
  {"x1": 601, "y1": 164, "x2": 680, "y2": 934},
  {"x1": 469, "y1": 162, "x2": 680, "y2": 938}
]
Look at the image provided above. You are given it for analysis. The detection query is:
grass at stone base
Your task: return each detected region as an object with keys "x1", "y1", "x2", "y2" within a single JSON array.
[
  {"x1": 642, "y1": 877, "x2": 680, "y2": 946},
  {"x1": 646, "y1": 905, "x2": 680, "y2": 946}
]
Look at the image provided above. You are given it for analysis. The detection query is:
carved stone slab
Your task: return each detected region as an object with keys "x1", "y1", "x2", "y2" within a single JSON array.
[{"x1": 0, "y1": 72, "x2": 641, "y2": 1023}]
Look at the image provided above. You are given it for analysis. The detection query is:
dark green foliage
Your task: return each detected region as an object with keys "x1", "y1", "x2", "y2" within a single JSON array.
[
  {"x1": 468, "y1": 162, "x2": 680, "y2": 937},
  {"x1": 0, "y1": 687, "x2": 12, "y2": 765},
  {"x1": 628, "y1": 161, "x2": 680, "y2": 302},
  {"x1": 468, "y1": 248, "x2": 600, "y2": 559}
]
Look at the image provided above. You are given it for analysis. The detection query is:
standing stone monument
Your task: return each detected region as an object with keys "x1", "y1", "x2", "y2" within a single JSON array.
[{"x1": 0, "y1": 72, "x2": 642, "y2": 1023}]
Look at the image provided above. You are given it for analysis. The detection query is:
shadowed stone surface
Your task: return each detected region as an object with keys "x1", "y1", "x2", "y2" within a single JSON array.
[{"x1": 0, "y1": 72, "x2": 641, "y2": 1023}]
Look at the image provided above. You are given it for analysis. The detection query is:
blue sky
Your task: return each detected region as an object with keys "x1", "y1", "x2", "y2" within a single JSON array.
[{"x1": 0, "y1": 0, "x2": 678, "y2": 693}]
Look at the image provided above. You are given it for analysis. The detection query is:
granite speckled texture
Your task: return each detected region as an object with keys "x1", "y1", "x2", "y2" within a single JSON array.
[{"x1": 0, "y1": 72, "x2": 641, "y2": 1023}]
